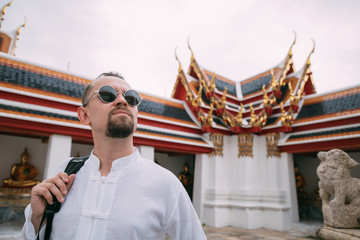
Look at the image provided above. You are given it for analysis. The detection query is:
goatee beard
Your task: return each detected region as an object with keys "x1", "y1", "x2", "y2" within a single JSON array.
[{"x1": 105, "y1": 108, "x2": 134, "y2": 138}]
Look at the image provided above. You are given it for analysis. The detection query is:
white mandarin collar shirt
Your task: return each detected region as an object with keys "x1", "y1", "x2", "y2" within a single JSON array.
[{"x1": 23, "y1": 148, "x2": 206, "y2": 240}]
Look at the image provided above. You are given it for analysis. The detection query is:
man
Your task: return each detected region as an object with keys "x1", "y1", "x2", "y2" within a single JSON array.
[{"x1": 22, "y1": 72, "x2": 206, "y2": 239}]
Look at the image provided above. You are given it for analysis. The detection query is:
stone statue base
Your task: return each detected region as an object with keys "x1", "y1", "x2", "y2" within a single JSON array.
[
  {"x1": 317, "y1": 226, "x2": 360, "y2": 239},
  {"x1": 322, "y1": 205, "x2": 360, "y2": 228}
]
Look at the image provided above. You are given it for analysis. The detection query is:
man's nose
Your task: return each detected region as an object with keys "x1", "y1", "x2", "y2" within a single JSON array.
[{"x1": 113, "y1": 93, "x2": 128, "y2": 106}]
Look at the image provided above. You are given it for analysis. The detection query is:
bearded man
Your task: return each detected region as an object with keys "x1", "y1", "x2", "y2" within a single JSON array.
[{"x1": 23, "y1": 72, "x2": 206, "y2": 240}]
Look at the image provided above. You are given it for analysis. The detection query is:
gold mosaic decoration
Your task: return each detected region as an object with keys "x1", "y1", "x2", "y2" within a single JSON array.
[
  {"x1": 237, "y1": 133, "x2": 253, "y2": 157},
  {"x1": 209, "y1": 133, "x2": 224, "y2": 157},
  {"x1": 266, "y1": 133, "x2": 281, "y2": 157}
]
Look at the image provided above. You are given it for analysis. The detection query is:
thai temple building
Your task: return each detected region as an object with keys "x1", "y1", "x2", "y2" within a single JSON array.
[{"x1": 0, "y1": 1, "x2": 360, "y2": 231}]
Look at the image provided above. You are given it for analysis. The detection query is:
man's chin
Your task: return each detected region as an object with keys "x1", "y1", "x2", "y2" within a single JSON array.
[
  {"x1": 106, "y1": 127, "x2": 133, "y2": 138},
  {"x1": 106, "y1": 121, "x2": 134, "y2": 138}
]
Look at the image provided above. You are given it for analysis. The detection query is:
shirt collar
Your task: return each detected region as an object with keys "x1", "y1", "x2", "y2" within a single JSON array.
[{"x1": 88, "y1": 147, "x2": 141, "y2": 172}]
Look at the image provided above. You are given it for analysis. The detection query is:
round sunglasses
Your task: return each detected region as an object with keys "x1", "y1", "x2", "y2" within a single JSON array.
[{"x1": 83, "y1": 85, "x2": 142, "y2": 107}]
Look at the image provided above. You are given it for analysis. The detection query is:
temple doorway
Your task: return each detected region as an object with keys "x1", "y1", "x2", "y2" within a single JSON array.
[
  {"x1": 294, "y1": 150, "x2": 360, "y2": 222},
  {"x1": 293, "y1": 152, "x2": 323, "y2": 222},
  {"x1": 154, "y1": 152, "x2": 195, "y2": 200}
]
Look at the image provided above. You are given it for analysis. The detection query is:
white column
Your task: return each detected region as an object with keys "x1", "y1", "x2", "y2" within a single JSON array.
[
  {"x1": 193, "y1": 153, "x2": 205, "y2": 220},
  {"x1": 202, "y1": 135, "x2": 233, "y2": 227},
  {"x1": 43, "y1": 134, "x2": 72, "y2": 179},
  {"x1": 283, "y1": 153, "x2": 300, "y2": 223},
  {"x1": 137, "y1": 145, "x2": 154, "y2": 161}
]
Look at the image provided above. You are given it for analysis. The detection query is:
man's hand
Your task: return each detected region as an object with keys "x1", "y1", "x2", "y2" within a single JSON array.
[{"x1": 30, "y1": 172, "x2": 76, "y2": 232}]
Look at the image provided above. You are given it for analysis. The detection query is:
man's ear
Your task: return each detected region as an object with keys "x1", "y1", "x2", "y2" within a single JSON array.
[{"x1": 77, "y1": 107, "x2": 91, "y2": 125}]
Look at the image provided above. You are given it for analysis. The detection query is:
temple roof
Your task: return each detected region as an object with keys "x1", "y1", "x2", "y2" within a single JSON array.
[
  {"x1": 202, "y1": 70, "x2": 237, "y2": 97},
  {"x1": 0, "y1": 53, "x2": 212, "y2": 154},
  {"x1": 294, "y1": 87, "x2": 360, "y2": 124},
  {"x1": 279, "y1": 124, "x2": 360, "y2": 153},
  {"x1": 0, "y1": 38, "x2": 359, "y2": 154},
  {"x1": 170, "y1": 39, "x2": 359, "y2": 152},
  {"x1": 278, "y1": 85, "x2": 360, "y2": 152},
  {"x1": 241, "y1": 73, "x2": 272, "y2": 97},
  {"x1": 172, "y1": 39, "x2": 313, "y2": 134}
]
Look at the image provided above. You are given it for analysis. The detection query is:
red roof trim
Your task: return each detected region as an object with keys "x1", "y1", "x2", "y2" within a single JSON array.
[
  {"x1": 137, "y1": 118, "x2": 201, "y2": 135},
  {"x1": 279, "y1": 137, "x2": 360, "y2": 153},
  {"x1": 0, "y1": 90, "x2": 79, "y2": 112},
  {"x1": 134, "y1": 136, "x2": 212, "y2": 154},
  {"x1": 292, "y1": 116, "x2": 360, "y2": 132}
]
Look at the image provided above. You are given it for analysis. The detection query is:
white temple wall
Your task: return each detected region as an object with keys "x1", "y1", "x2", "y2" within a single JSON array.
[
  {"x1": 201, "y1": 134, "x2": 298, "y2": 231},
  {"x1": 193, "y1": 153, "x2": 206, "y2": 221},
  {"x1": 138, "y1": 145, "x2": 155, "y2": 162},
  {"x1": 202, "y1": 134, "x2": 236, "y2": 228},
  {"x1": 43, "y1": 134, "x2": 72, "y2": 179},
  {"x1": 283, "y1": 152, "x2": 299, "y2": 223}
]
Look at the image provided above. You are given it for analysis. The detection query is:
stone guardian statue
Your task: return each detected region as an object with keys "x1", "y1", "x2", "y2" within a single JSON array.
[{"x1": 317, "y1": 149, "x2": 360, "y2": 228}]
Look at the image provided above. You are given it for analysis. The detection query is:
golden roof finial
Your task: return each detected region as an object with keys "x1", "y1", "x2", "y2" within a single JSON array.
[
  {"x1": 11, "y1": 17, "x2": 27, "y2": 56},
  {"x1": 222, "y1": 87, "x2": 227, "y2": 100},
  {"x1": 280, "y1": 102, "x2": 287, "y2": 125},
  {"x1": 250, "y1": 103, "x2": 256, "y2": 126},
  {"x1": 297, "y1": 78, "x2": 307, "y2": 100},
  {"x1": 210, "y1": 72, "x2": 216, "y2": 90},
  {"x1": 197, "y1": 109, "x2": 205, "y2": 125},
  {"x1": 17, "y1": 18, "x2": 27, "y2": 34},
  {"x1": 187, "y1": 36, "x2": 195, "y2": 62},
  {"x1": 203, "y1": 73, "x2": 216, "y2": 98},
  {"x1": 262, "y1": 84, "x2": 267, "y2": 94},
  {"x1": 270, "y1": 69, "x2": 275, "y2": 84},
  {"x1": 216, "y1": 87, "x2": 227, "y2": 110},
  {"x1": 280, "y1": 102, "x2": 294, "y2": 127},
  {"x1": 198, "y1": 81, "x2": 203, "y2": 96},
  {"x1": 288, "y1": 82, "x2": 296, "y2": 105},
  {"x1": 1, "y1": 0, "x2": 13, "y2": 16},
  {"x1": 206, "y1": 103, "x2": 214, "y2": 127},
  {"x1": 270, "y1": 69, "x2": 280, "y2": 93},
  {"x1": 288, "y1": 31, "x2": 296, "y2": 57},
  {"x1": 0, "y1": 0, "x2": 13, "y2": 29},
  {"x1": 306, "y1": 38, "x2": 315, "y2": 66},
  {"x1": 191, "y1": 83, "x2": 202, "y2": 108},
  {"x1": 263, "y1": 84, "x2": 273, "y2": 107},
  {"x1": 237, "y1": 103, "x2": 243, "y2": 123},
  {"x1": 174, "y1": 47, "x2": 183, "y2": 73}
]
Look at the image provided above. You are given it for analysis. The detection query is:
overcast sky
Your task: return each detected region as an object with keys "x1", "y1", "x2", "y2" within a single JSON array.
[{"x1": 2, "y1": 0, "x2": 360, "y2": 97}]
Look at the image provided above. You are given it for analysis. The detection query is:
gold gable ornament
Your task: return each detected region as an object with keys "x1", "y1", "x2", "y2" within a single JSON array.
[
  {"x1": 266, "y1": 133, "x2": 281, "y2": 158},
  {"x1": 238, "y1": 133, "x2": 253, "y2": 158},
  {"x1": 209, "y1": 133, "x2": 224, "y2": 157},
  {"x1": 0, "y1": 0, "x2": 13, "y2": 29}
]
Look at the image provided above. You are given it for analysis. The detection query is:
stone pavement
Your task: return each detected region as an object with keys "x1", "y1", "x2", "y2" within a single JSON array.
[
  {"x1": 0, "y1": 219, "x2": 321, "y2": 240},
  {"x1": 204, "y1": 226, "x2": 320, "y2": 240},
  {"x1": 0, "y1": 220, "x2": 23, "y2": 240}
]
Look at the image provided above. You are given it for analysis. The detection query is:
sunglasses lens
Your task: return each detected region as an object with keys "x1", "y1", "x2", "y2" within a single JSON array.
[
  {"x1": 125, "y1": 90, "x2": 141, "y2": 106},
  {"x1": 98, "y1": 86, "x2": 117, "y2": 103},
  {"x1": 96, "y1": 86, "x2": 141, "y2": 106}
]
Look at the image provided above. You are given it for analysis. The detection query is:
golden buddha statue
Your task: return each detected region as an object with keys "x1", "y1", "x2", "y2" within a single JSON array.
[
  {"x1": 294, "y1": 164, "x2": 306, "y2": 193},
  {"x1": 179, "y1": 165, "x2": 193, "y2": 186},
  {"x1": 178, "y1": 164, "x2": 193, "y2": 199},
  {"x1": 3, "y1": 148, "x2": 40, "y2": 187}
]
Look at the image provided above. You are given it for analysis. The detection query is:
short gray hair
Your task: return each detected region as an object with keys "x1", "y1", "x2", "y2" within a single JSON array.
[{"x1": 81, "y1": 72, "x2": 125, "y2": 106}]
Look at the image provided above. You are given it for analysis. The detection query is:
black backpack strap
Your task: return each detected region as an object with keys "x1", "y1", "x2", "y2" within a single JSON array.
[
  {"x1": 64, "y1": 155, "x2": 90, "y2": 175},
  {"x1": 36, "y1": 155, "x2": 89, "y2": 240}
]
